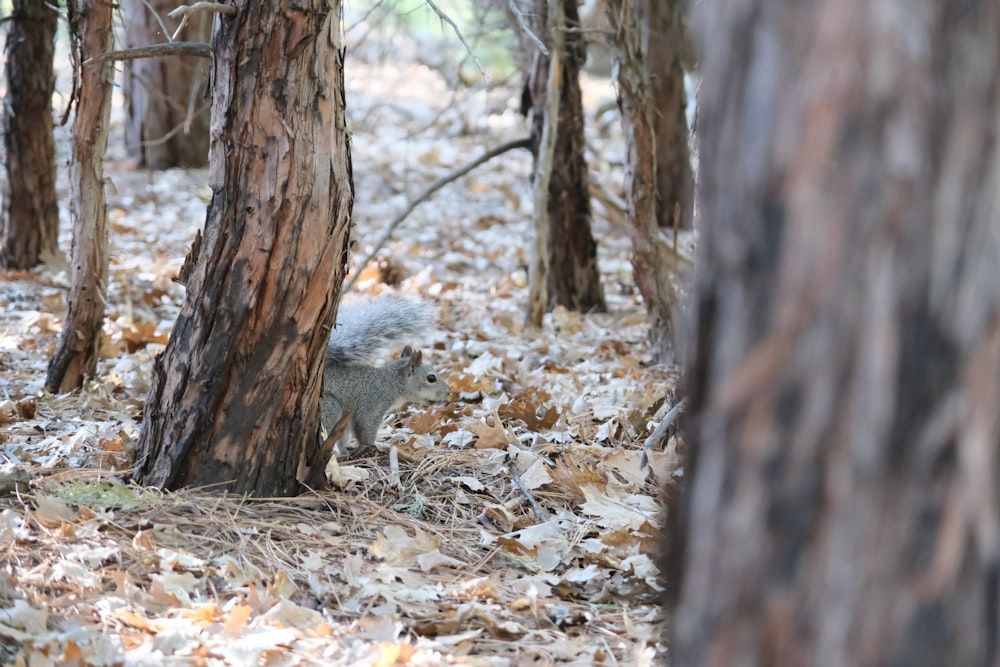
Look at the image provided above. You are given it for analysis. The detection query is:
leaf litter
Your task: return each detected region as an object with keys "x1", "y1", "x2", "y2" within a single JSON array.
[{"x1": 0, "y1": 16, "x2": 686, "y2": 667}]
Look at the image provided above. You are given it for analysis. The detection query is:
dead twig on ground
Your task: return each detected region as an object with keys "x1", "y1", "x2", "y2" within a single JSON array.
[{"x1": 640, "y1": 397, "x2": 687, "y2": 469}]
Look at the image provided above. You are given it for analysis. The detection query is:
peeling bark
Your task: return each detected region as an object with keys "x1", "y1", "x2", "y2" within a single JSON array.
[
  {"x1": 524, "y1": 0, "x2": 605, "y2": 317},
  {"x1": 606, "y1": 0, "x2": 680, "y2": 363},
  {"x1": 1, "y1": 0, "x2": 60, "y2": 269},
  {"x1": 639, "y1": 0, "x2": 693, "y2": 232},
  {"x1": 45, "y1": 0, "x2": 114, "y2": 392},
  {"x1": 132, "y1": 0, "x2": 353, "y2": 496},
  {"x1": 672, "y1": 1, "x2": 1000, "y2": 664}
]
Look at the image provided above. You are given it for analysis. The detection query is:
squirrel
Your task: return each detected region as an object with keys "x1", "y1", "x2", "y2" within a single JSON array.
[{"x1": 319, "y1": 294, "x2": 450, "y2": 456}]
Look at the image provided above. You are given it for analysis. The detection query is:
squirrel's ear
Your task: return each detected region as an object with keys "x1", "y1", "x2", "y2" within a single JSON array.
[
  {"x1": 401, "y1": 345, "x2": 414, "y2": 358},
  {"x1": 407, "y1": 349, "x2": 423, "y2": 372}
]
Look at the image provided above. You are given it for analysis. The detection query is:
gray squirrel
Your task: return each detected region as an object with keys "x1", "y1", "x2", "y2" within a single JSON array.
[{"x1": 319, "y1": 294, "x2": 450, "y2": 455}]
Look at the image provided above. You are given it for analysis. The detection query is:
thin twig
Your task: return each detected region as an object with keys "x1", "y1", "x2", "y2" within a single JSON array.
[
  {"x1": 507, "y1": 0, "x2": 548, "y2": 56},
  {"x1": 511, "y1": 465, "x2": 545, "y2": 522},
  {"x1": 139, "y1": 0, "x2": 175, "y2": 43},
  {"x1": 423, "y1": 0, "x2": 485, "y2": 77},
  {"x1": 136, "y1": 102, "x2": 211, "y2": 147},
  {"x1": 84, "y1": 42, "x2": 212, "y2": 66},
  {"x1": 342, "y1": 136, "x2": 532, "y2": 293},
  {"x1": 171, "y1": 15, "x2": 190, "y2": 41}
]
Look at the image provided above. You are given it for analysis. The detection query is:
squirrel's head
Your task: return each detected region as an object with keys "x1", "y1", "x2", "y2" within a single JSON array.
[{"x1": 399, "y1": 345, "x2": 450, "y2": 402}]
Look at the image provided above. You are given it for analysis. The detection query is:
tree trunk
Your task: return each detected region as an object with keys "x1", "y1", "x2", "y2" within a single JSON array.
[
  {"x1": 132, "y1": 0, "x2": 353, "y2": 497},
  {"x1": 524, "y1": 0, "x2": 605, "y2": 317},
  {"x1": 0, "y1": 0, "x2": 60, "y2": 269},
  {"x1": 639, "y1": 0, "x2": 692, "y2": 232},
  {"x1": 120, "y1": 0, "x2": 211, "y2": 168},
  {"x1": 45, "y1": 0, "x2": 114, "y2": 393},
  {"x1": 670, "y1": 1, "x2": 1000, "y2": 664},
  {"x1": 605, "y1": 0, "x2": 680, "y2": 363}
]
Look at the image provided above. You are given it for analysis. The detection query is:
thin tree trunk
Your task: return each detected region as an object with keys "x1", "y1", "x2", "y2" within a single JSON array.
[
  {"x1": 525, "y1": 0, "x2": 605, "y2": 318},
  {"x1": 121, "y1": 0, "x2": 211, "y2": 168},
  {"x1": 0, "y1": 0, "x2": 60, "y2": 269},
  {"x1": 526, "y1": 0, "x2": 561, "y2": 328},
  {"x1": 605, "y1": 0, "x2": 680, "y2": 363},
  {"x1": 45, "y1": 0, "x2": 114, "y2": 392},
  {"x1": 132, "y1": 0, "x2": 353, "y2": 496},
  {"x1": 639, "y1": 0, "x2": 692, "y2": 232},
  {"x1": 671, "y1": 1, "x2": 1000, "y2": 664}
]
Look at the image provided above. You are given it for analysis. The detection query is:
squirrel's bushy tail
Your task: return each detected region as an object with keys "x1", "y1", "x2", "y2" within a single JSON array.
[{"x1": 327, "y1": 294, "x2": 437, "y2": 364}]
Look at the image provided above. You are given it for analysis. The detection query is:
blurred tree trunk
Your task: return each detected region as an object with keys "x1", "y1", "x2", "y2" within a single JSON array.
[
  {"x1": 639, "y1": 0, "x2": 692, "y2": 232},
  {"x1": 132, "y1": 0, "x2": 353, "y2": 496},
  {"x1": 0, "y1": 0, "x2": 60, "y2": 269},
  {"x1": 523, "y1": 0, "x2": 605, "y2": 318},
  {"x1": 120, "y1": 0, "x2": 210, "y2": 168},
  {"x1": 670, "y1": 1, "x2": 1000, "y2": 665},
  {"x1": 605, "y1": 0, "x2": 680, "y2": 363},
  {"x1": 46, "y1": 0, "x2": 114, "y2": 392}
]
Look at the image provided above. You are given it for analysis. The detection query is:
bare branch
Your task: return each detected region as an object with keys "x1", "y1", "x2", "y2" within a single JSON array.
[
  {"x1": 166, "y1": 2, "x2": 237, "y2": 19},
  {"x1": 83, "y1": 42, "x2": 212, "y2": 66},
  {"x1": 138, "y1": 102, "x2": 211, "y2": 147},
  {"x1": 168, "y1": 1, "x2": 235, "y2": 39},
  {"x1": 343, "y1": 137, "x2": 532, "y2": 293},
  {"x1": 423, "y1": 0, "x2": 485, "y2": 77},
  {"x1": 508, "y1": 0, "x2": 548, "y2": 56}
]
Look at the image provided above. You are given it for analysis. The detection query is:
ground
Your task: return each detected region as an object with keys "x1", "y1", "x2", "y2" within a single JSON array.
[{"x1": 0, "y1": 10, "x2": 687, "y2": 665}]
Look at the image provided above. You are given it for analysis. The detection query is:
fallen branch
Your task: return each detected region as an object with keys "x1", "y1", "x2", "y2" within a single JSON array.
[
  {"x1": 84, "y1": 42, "x2": 211, "y2": 66},
  {"x1": 511, "y1": 462, "x2": 545, "y2": 522},
  {"x1": 640, "y1": 397, "x2": 687, "y2": 469},
  {"x1": 343, "y1": 136, "x2": 532, "y2": 293}
]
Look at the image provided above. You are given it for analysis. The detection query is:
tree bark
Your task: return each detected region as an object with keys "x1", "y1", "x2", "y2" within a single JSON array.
[
  {"x1": 121, "y1": 0, "x2": 211, "y2": 168},
  {"x1": 132, "y1": 0, "x2": 353, "y2": 496},
  {"x1": 605, "y1": 0, "x2": 680, "y2": 363},
  {"x1": 671, "y1": 1, "x2": 1000, "y2": 664},
  {"x1": 45, "y1": 0, "x2": 114, "y2": 392},
  {"x1": 0, "y1": 0, "x2": 60, "y2": 269},
  {"x1": 639, "y1": 0, "x2": 693, "y2": 232},
  {"x1": 524, "y1": 0, "x2": 605, "y2": 316}
]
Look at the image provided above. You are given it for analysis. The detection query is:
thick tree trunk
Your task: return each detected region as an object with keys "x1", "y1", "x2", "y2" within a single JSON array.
[
  {"x1": 45, "y1": 0, "x2": 114, "y2": 392},
  {"x1": 671, "y1": 1, "x2": 1000, "y2": 664},
  {"x1": 121, "y1": 0, "x2": 211, "y2": 168},
  {"x1": 132, "y1": 0, "x2": 353, "y2": 496},
  {"x1": 605, "y1": 0, "x2": 680, "y2": 363},
  {"x1": 0, "y1": 0, "x2": 60, "y2": 269},
  {"x1": 524, "y1": 0, "x2": 605, "y2": 316},
  {"x1": 639, "y1": 0, "x2": 692, "y2": 232}
]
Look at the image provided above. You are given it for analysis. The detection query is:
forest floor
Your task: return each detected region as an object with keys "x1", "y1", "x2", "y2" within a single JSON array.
[{"x1": 0, "y1": 17, "x2": 686, "y2": 667}]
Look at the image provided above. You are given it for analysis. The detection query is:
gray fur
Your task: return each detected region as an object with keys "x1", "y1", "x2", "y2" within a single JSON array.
[
  {"x1": 320, "y1": 295, "x2": 449, "y2": 455},
  {"x1": 326, "y1": 294, "x2": 438, "y2": 363}
]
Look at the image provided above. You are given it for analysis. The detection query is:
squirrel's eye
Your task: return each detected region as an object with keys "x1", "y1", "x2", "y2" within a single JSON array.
[{"x1": 427, "y1": 374, "x2": 437, "y2": 383}]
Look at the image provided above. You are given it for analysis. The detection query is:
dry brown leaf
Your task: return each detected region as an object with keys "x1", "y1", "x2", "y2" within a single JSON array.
[{"x1": 468, "y1": 413, "x2": 517, "y2": 449}]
